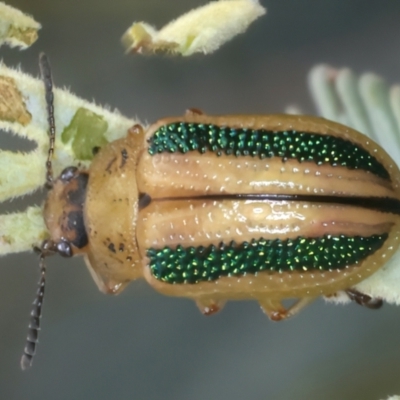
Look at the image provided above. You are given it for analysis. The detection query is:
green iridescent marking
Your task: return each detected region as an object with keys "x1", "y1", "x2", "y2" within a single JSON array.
[
  {"x1": 147, "y1": 122, "x2": 389, "y2": 180},
  {"x1": 147, "y1": 234, "x2": 388, "y2": 284}
]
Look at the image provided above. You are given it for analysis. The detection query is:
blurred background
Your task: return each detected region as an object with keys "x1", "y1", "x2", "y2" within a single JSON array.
[{"x1": 1, "y1": 1, "x2": 400, "y2": 399}]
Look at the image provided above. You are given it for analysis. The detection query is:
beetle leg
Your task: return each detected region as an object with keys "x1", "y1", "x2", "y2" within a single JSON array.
[
  {"x1": 345, "y1": 288, "x2": 383, "y2": 309},
  {"x1": 128, "y1": 123, "x2": 144, "y2": 136},
  {"x1": 84, "y1": 255, "x2": 128, "y2": 295},
  {"x1": 195, "y1": 298, "x2": 226, "y2": 316},
  {"x1": 285, "y1": 297, "x2": 316, "y2": 317},
  {"x1": 185, "y1": 108, "x2": 204, "y2": 116},
  {"x1": 258, "y1": 299, "x2": 287, "y2": 321},
  {"x1": 258, "y1": 297, "x2": 316, "y2": 321}
]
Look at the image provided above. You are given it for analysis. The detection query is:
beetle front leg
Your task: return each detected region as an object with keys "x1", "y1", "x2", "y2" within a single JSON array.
[{"x1": 258, "y1": 297, "x2": 316, "y2": 321}]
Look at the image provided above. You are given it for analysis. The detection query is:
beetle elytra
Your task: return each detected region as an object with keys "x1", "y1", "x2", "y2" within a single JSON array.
[{"x1": 21, "y1": 54, "x2": 400, "y2": 368}]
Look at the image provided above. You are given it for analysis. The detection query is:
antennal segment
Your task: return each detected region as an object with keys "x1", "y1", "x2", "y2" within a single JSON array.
[
  {"x1": 39, "y1": 52, "x2": 55, "y2": 188},
  {"x1": 20, "y1": 255, "x2": 46, "y2": 370}
]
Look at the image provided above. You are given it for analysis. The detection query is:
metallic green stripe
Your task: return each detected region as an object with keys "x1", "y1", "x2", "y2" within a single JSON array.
[
  {"x1": 147, "y1": 122, "x2": 389, "y2": 180},
  {"x1": 147, "y1": 234, "x2": 388, "y2": 284}
]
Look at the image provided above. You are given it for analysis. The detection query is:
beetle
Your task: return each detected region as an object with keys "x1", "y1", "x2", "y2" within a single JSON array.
[{"x1": 20, "y1": 54, "x2": 400, "y2": 369}]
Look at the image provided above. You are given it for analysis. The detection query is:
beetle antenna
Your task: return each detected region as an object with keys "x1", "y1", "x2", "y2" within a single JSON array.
[
  {"x1": 20, "y1": 53, "x2": 56, "y2": 370},
  {"x1": 39, "y1": 52, "x2": 55, "y2": 188},
  {"x1": 20, "y1": 254, "x2": 46, "y2": 370}
]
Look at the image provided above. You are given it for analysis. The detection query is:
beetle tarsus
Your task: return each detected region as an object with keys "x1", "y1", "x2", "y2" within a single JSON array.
[
  {"x1": 196, "y1": 299, "x2": 225, "y2": 316},
  {"x1": 185, "y1": 108, "x2": 204, "y2": 116},
  {"x1": 345, "y1": 289, "x2": 383, "y2": 309},
  {"x1": 259, "y1": 297, "x2": 316, "y2": 321},
  {"x1": 258, "y1": 298, "x2": 288, "y2": 321},
  {"x1": 128, "y1": 124, "x2": 144, "y2": 137}
]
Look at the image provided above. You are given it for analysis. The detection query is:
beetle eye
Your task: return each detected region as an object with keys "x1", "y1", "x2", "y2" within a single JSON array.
[
  {"x1": 60, "y1": 166, "x2": 78, "y2": 182},
  {"x1": 56, "y1": 240, "x2": 73, "y2": 257},
  {"x1": 40, "y1": 240, "x2": 57, "y2": 255}
]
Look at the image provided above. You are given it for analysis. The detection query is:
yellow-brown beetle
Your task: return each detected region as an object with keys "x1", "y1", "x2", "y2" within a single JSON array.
[{"x1": 21, "y1": 54, "x2": 400, "y2": 368}]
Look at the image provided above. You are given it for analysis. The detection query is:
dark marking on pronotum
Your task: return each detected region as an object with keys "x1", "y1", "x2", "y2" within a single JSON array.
[
  {"x1": 120, "y1": 148, "x2": 128, "y2": 168},
  {"x1": 105, "y1": 156, "x2": 117, "y2": 173},
  {"x1": 119, "y1": 243, "x2": 125, "y2": 252},
  {"x1": 66, "y1": 210, "x2": 88, "y2": 248},
  {"x1": 108, "y1": 243, "x2": 116, "y2": 253},
  {"x1": 66, "y1": 173, "x2": 88, "y2": 206}
]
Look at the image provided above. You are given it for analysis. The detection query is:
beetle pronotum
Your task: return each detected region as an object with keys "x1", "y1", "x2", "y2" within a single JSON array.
[{"x1": 21, "y1": 54, "x2": 400, "y2": 369}]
